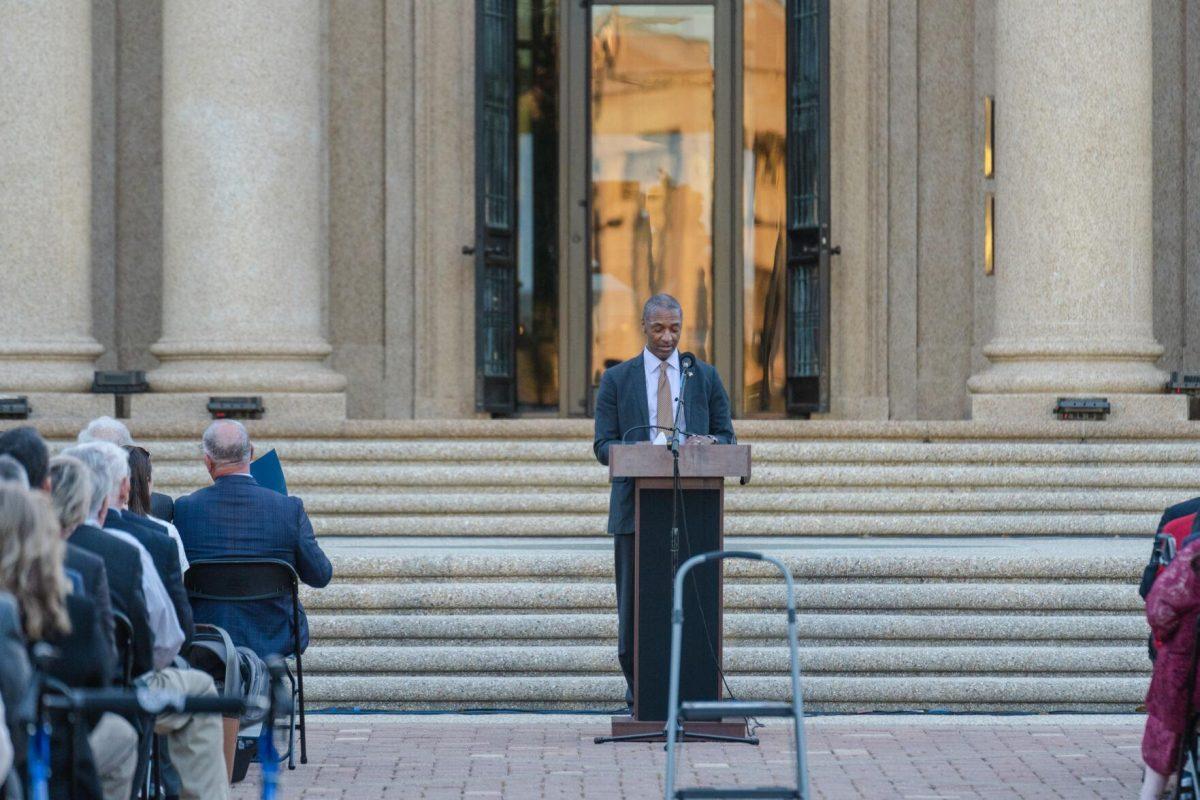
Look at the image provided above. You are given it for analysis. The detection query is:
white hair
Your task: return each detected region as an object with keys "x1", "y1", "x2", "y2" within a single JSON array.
[
  {"x1": 0, "y1": 455, "x2": 29, "y2": 489},
  {"x1": 642, "y1": 293, "x2": 683, "y2": 321},
  {"x1": 60, "y1": 444, "x2": 114, "y2": 519},
  {"x1": 63, "y1": 441, "x2": 128, "y2": 508},
  {"x1": 203, "y1": 420, "x2": 252, "y2": 466},
  {"x1": 78, "y1": 416, "x2": 134, "y2": 447}
]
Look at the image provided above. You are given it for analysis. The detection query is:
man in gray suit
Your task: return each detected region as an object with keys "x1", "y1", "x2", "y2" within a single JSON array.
[{"x1": 592, "y1": 293, "x2": 735, "y2": 709}]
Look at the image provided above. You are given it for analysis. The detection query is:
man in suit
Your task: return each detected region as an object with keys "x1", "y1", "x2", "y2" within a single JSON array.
[
  {"x1": 175, "y1": 420, "x2": 333, "y2": 658},
  {"x1": 592, "y1": 293, "x2": 735, "y2": 709},
  {"x1": 77, "y1": 416, "x2": 175, "y2": 525},
  {"x1": 99, "y1": 453, "x2": 194, "y2": 645}
]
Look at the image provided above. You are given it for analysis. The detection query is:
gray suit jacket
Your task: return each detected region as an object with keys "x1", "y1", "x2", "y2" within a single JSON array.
[{"x1": 593, "y1": 353, "x2": 734, "y2": 534}]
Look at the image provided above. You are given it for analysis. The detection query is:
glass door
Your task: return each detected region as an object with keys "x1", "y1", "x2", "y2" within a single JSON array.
[{"x1": 587, "y1": 4, "x2": 718, "y2": 383}]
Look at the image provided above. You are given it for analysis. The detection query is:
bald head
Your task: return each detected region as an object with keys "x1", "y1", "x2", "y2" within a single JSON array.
[{"x1": 202, "y1": 420, "x2": 253, "y2": 478}]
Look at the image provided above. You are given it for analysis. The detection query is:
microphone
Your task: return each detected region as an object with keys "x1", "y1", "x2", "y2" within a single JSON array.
[{"x1": 670, "y1": 352, "x2": 696, "y2": 449}]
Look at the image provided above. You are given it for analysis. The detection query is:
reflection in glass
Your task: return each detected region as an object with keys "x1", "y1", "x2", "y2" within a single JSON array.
[
  {"x1": 516, "y1": 0, "x2": 560, "y2": 409},
  {"x1": 589, "y1": 5, "x2": 715, "y2": 385},
  {"x1": 742, "y1": 0, "x2": 788, "y2": 414}
]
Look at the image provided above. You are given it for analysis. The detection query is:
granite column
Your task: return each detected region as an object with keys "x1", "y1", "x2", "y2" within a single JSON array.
[
  {"x1": 968, "y1": 0, "x2": 1183, "y2": 421},
  {"x1": 149, "y1": 1, "x2": 345, "y2": 416},
  {"x1": 0, "y1": 3, "x2": 104, "y2": 405}
]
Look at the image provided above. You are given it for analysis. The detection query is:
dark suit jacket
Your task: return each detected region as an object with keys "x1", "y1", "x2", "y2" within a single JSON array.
[
  {"x1": 593, "y1": 353, "x2": 734, "y2": 534},
  {"x1": 37, "y1": 594, "x2": 106, "y2": 800},
  {"x1": 66, "y1": 524, "x2": 154, "y2": 678},
  {"x1": 150, "y1": 491, "x2": 174, "y2": 523},
  {"x1": 175, "y1": 475, "x2": 333, "y2": 658},
  {"x1": 64, "y1": 543, "x2": 117, "y2": 672},
  {"x1": 104, "y1": 508, "x2": 194, "y2": 644}
]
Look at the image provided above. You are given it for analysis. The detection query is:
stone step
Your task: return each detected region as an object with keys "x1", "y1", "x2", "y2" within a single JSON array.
[
  {"x1": 28, "y1": 416, "x2": 1200, "y2": 442},
  {"x1": 320, "y1": 538, "x2": 1143, "y2": 580},
  {"x1": 301, "y1": 675, "x2": 1148, "y2": 711},
  {"x1": 302, "y1": 512, "x2": 1155, "y2": 537},
  {"x1": 303, "y1": 581, "x2": 1141, "y2": 612},
  {"x1": 298, "y1": 644, "x2": 1147, "y2": 675},
  {"x1": 151, "y1": 463, "x2": 1200, "y2": 490},
  {"x1": 306, "y1": 612, "x2": 1147, "y2": 643},
  {"x1": 269, "y1": 489, "x2": 1189, "y2": 515},
  {"x1": 94, "y1": 438, "x2": 1200, "y2": 465}
]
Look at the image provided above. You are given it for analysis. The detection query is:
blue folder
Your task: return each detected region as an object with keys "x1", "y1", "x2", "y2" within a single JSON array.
[{"x1": 250, "y1": 449, "x2": 288, "y2": 496}]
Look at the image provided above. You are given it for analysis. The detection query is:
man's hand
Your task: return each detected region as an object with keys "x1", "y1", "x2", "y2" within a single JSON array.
[{"x1": 684, "y1": 435, "x2": 714, "y2": 446}]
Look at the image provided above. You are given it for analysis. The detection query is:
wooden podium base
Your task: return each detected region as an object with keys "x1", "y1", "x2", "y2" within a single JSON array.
[{"x1": 608, "y1": 716, "x2": 748, "y2": 741}]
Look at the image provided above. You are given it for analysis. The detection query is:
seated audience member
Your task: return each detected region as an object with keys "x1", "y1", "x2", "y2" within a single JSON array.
[
  {"x1": 0, "y1": 455, "x2": 28, "y2": 488},
  {"x1": 176, "y1": 420, "x2": 333, "y2": 657},
  {"x1": 84, "y1": 440, "x2": 193, "y2": 644},
  {"x1": 127, "y1": 444, "x2": 188, "y2": 573},
  {"x1": 78, "y1": 416, "x2": 175, "y2": 521},
  {"x1": 58, "y1": 446, "x2": 229, "y2": 800},
  {"x1": 0, "y1": 430, "x2": 119, "y2": 671},
  {"x1": 0, "y1": 426, "x2": 49, "y2": 491},
  {"x1": 48, "y1": 455, "x2": 119, "y2": 671},
  {"x1": 50, "y1": 451, "x2": 156, "y2": 678},
  {"x1": 62, "y1": 443, "x2": 184, "y2": 671},
  {"x1": 0, "y1": 591, "x2": 29, "y2": 800},
  {"x1": 0, "y1": 485, "x2": 137, "y2": 800},
  {"x1": 1141, "y1": 538, "x2": 1200, "y2": 800}
]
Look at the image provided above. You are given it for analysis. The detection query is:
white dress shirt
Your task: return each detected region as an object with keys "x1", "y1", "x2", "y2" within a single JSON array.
[
  {"x1": 88, "y1": 516, "x2": 185, "y2": 671},
  {"x1": 150, "y1": 515, "x2": 190, "y2": 574},
  {"x1": 643, "y1": 347, "x2": 686, "y2": 439}
]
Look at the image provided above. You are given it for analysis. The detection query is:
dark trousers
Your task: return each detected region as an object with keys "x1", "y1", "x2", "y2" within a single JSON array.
[{"x1": 614, "y1": 532, "x2": 634, "y2": 705}]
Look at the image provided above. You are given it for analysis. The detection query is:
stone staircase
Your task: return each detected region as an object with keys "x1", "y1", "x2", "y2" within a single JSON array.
[{"x1": 29, "y1": 417, "x2": 1199, "y2": 711}]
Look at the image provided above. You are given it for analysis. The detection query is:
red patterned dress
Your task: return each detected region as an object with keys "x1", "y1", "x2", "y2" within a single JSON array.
[{"x1": 1144, "y1": 540, "x2": 1200, "y2": 774}]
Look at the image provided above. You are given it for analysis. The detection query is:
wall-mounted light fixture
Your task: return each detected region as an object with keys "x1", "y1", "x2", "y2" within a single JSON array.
[
  {"x1": 984, "y1": 192, "x2": 995, "y2": 276},
  {"x1": 983, "y1": 96, "x2": 994, "y2": 178}
]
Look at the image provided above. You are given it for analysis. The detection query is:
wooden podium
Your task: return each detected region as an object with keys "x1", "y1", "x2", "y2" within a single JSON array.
[{"x1": 607, "y1": 443, "x2": 751, "y2": 739}]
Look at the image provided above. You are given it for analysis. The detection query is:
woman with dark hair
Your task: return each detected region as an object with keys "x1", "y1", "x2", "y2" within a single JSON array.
[{"x1": 125, "y1": 446, "x2": 188, "y2": 573}]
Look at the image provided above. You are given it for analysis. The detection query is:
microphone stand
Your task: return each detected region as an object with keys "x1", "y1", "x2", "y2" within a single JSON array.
[{"x1": 667, "y1": 358, "x2": 692, "y2": 578}]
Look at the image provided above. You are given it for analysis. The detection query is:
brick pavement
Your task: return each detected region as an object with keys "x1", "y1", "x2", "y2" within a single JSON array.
[{"x1": 230, "y1": 714, "x2": 1147, "y2": 799}]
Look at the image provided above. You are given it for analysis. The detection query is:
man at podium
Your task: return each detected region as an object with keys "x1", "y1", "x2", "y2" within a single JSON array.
[{"x1": 592, "y1": 293, "x2": 735, "y2": 711}]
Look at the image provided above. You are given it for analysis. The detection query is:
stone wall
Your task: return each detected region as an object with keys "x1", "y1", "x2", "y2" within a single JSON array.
[{"x1": 68, "y1": 0, "x2": 1199, "y2": 420}]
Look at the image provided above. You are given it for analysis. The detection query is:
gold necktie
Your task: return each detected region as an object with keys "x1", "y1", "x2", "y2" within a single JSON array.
[{"x1": 657, "y1": 360, "x2": 673, "y2": 435}]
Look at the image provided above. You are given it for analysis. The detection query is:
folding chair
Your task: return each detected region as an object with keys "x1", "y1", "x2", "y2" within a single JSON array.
[
  {"x1": 184, "y1": 558, "x2": 307, "y2": 768},
  {"x1": 111, "y1": 609, "x2": 134, "y2": 686},
  {"x1": 664, "y1": 551, "x2": 810, "y2": 800}
]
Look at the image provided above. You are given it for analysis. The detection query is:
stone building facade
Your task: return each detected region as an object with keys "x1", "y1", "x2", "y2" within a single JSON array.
[{"x1": 2, "y1": 0, "x2": 1197, "y2": 424}]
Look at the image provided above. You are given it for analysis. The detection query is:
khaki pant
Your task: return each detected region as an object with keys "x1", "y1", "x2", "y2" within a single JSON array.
[
  {"x1": 90, "y1": 712, "x2": 137, "y2": 800},
  {"x1": 144, "y1": 668, "x2": 229, "y2": 800}
]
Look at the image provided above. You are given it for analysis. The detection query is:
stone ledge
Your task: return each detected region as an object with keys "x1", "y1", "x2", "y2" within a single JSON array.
[
  {"x1": 301, "y1": 675, "x2": 1149, "y2": 709},
  {"x1": 299, "y1": 644, "x2": 1149, "y2": 675},
  {"x1": 306, "y1": 612, "x2": 1147, "y2": 642},
  {"x1": 302, "y1": 582, "x2": 1141, "y2": 612},
  {"x1": 11, "y1": 416, "x2": 1200, "y2": 440}
]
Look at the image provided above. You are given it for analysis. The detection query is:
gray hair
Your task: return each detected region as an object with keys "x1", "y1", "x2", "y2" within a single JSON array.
[
  {"x1": 642, "y1": 293, "x2": 682, "y2": 322},
  {"x1": 78, "y1": 416, "x2": 134, "y2": 447},
  {"x1": 0, "y1": 455, "x2": 29, "y2": 489},
  {"x1": 203, "y1": 420, "x2": 252, "y2": 466},
  {"x1": 60, "y1": 444, "x2": 113, "y2": 519},
  {"x1": 63, "y1": 442, "x2": 128, "y2": 510},
  {"x1": 48, "y1": 455, "x2": 92, "y2": 534}
]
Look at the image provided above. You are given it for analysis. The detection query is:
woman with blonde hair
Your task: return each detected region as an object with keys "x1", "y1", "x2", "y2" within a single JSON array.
[{"x1": 0, "y1": 484, "x2": 137, "y2": 800}]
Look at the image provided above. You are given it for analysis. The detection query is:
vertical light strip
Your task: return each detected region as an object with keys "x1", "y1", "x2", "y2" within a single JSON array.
[
  {"x1": 983, "y1": 95, "x2": 994, "y2": 178},
  {"x1": 985, "y1": 192, "x2": 995, "y2": 276}
]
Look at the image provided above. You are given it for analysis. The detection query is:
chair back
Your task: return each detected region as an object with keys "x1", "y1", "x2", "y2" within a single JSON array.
[
  {"x1": 184, "y1": 559, "x2": 298, "y2": 603},
  {"x1": 111, "y1": 609, "x2": 134, "y2": 685}
]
